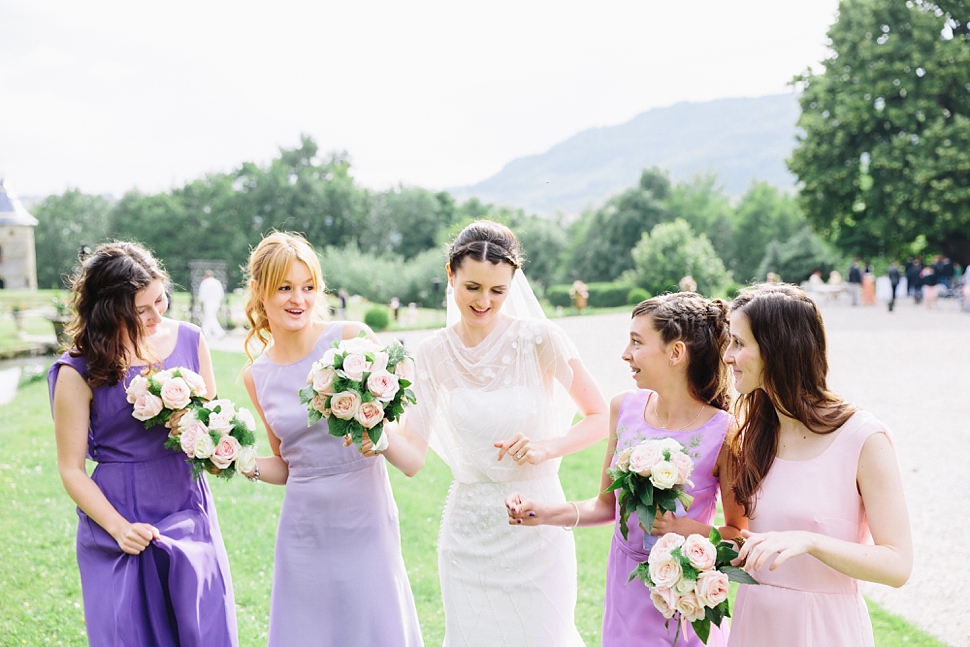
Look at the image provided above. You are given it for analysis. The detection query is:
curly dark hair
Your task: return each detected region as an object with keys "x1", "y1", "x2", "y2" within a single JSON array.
[{"x1": 67, "y1": 242, "x2": 169, "y2": 387}]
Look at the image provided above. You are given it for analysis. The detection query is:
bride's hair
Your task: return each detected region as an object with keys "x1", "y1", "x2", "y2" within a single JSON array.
[
  {"x1": 68, "y1": 241, "x2": 168, "y2": 387},
  {"x1": 244, "y1": 231, "x2": 326, "y2": 362},
  {"x1": 631, "y1": 292, "x2": 732, "y2": 412},
  {"x1": 728, "y1": 283, "x2": 855, "y2": 515},
  {"x1": 447, "y1": 220, "x2": 522, "y2": 272}
]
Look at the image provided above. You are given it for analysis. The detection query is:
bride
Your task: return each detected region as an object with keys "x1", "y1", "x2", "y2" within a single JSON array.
[{"x1": 369, "y1": 220, "x2": 608, "y2": 646}]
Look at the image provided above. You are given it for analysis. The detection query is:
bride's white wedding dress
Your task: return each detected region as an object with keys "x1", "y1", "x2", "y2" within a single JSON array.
[{"x1": 411, "y1": 314, "x2": 586, "y2": 647}]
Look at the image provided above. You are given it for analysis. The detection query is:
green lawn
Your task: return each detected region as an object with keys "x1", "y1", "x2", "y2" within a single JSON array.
[{"x1": 0, "y1": 351, "x2": 945, "y2": 646}]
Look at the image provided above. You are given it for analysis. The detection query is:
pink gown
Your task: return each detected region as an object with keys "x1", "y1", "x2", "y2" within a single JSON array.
[{"x1": 729, "y1": 411, "x2": 888, "y2": 647}]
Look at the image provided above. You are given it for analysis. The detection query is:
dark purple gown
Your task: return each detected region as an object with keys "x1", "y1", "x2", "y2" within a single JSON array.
[{"x1": 48, "y1": 322, "x2": 237, "y2": 647}]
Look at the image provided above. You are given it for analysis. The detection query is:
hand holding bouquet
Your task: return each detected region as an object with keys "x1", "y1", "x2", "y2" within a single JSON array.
[
  {"x1": 299, "y1": 334, "x2": 416, "y2": 452},
  {"x1": 605, "y1": 437, "x2": 696, "y2": 550},
  {"x1": 126, "y1": 368, "x2": 258, "y2": 480},
  {"x1": 631, "y1": 529, "x2": 759, "y2": 644}
]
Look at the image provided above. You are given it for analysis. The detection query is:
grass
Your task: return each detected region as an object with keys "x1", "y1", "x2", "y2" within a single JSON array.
[{"x1": 0, "y1": 351, "x2": 947, "y2": 646}]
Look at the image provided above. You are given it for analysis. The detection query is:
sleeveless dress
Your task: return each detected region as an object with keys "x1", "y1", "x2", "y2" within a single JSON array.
[
  {"x1": 603, "y1": 389, "x2": 731, "y2": 647},
  {"x1": 410, "y1": 316, "x2": 585, "y2": 647},
  {"x1": 728, "y1": 411, "x2": 886, "y2": 647},
  {"x1": 248, "y1": 322, "x2": 423, "y2": 647},
  {"x1": 47, "y1": 321, "x2": 238, "y2": 647}
]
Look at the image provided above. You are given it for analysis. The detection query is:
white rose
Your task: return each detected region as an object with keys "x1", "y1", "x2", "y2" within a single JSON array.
[
  {"x1": 153, "y1": 368, "x2": 174, "y2": 385},
  {"x1": 649, "y1": 587, "x2": 678, "y2": 620},
  {"x1": 311, "y1": 366, "x2": 338, "y2": 396},
  {"x1": 674, "y1": 592, "x2": 706, "y2": 623},
  {"x1": 193, "y1": 432, "x2": 215, "y2": 459},
  {"x1": 614, "y1": 446, "x2": 635, "y2": 472},
  {"x1": 658, "y1": 437, "x2": 684, "y2": 457},
  {"x1": 205, "y1": 399, "x2": 236, "y2": 435},
  {"x1": 125, "y1": 374, "x2": 150, "y2": 403},
  {"x1": 235, "y1": 407, "x2": 257, "y2": 432},
  {"x1": 340, "y1": 337, "x2": 381, "y2": 354},
  {"x1": 369, "y1": 351, "x2": 389, "y2": 374},
  {"x1": 672, "y1": 576, "x2": 696, "y2": 596},
  {"x1": 394, "y1": 357, "x2": 415, "y2": 382},
  {"x1": 649, "y1": 461, "x2": 679, "y2": 490},
  {"x1": 179, "y1": 421, "x2": 206, "y2": 456},
  {"x1": 320, "y1": 348, "x2": 340, "y2": 367},
  {"x1": 648, "y1": 556, "x2": 683, "y2": 588},
  {"x1": 648, "y1": 532, "x2": 687, "y2": 565},
  {"x1": 179, "y1": 369, "x2": 207, "y2": 398},
  {"x1": 235, "y1": 445, "x2": 258, "y2": 476}
]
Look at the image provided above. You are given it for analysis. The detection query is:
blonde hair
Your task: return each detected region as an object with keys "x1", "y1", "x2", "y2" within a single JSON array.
[{"x1": 244, "y1": 232, "x2": 327, "y2": 362}]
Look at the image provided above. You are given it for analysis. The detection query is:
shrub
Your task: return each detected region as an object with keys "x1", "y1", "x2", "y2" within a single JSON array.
[
  {"x1": 629, "y1": 219, "x2": 732, "y2": 297},
  {"x1": 587, "y1": 282, "x2": 633, "y2": 308},
  {"x1": 627, "y1": 287, "x2": 651, "y2": 305},
  {"x1": 755, "y1": 227, "x2": 842, "y2": 284},
  {"x1": 546, "y1": 285, "x2": 573, "y2": 308},
  {"x1": 364, "y1": 306, "x2": 390, "y2": 331}
]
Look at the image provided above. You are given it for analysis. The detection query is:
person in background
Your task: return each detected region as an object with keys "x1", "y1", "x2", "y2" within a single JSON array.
[
  {"x1": 887, "y1": 260, "x2": 901, "y2": 312},
  {"x1": 847, "y1": 259, "x2": 862, "y2": 306},
  {"x1": 907, "y1": 258, "x2": 923, "y2": 305},
  {"x1": 199, "y1": 270, "x2": 226, "y2": 340}
]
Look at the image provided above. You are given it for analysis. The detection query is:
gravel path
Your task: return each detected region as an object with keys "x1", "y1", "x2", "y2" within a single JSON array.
[{"x1": 211, "y1": 297, "x2": 969, "y2": 646}]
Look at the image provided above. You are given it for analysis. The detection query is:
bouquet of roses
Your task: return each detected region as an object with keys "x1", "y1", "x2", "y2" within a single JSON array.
[
  {"x1": 299, "y1": 334, "x2": 416, "y2": 452},
  {"x1": 605, "y1": 437, "x2": 696, "y2": 550},
  {"x1": 630, "y1": 529, "x2": 759, "y2": 644},
  {"x1": 126, "y1": 368, "x2": 258, "y2": 480}
]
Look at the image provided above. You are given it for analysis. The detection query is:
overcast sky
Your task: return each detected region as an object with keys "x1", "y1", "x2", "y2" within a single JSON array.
[{"x1": 1, "y1": 0, "x2": 841, "y2": 198}]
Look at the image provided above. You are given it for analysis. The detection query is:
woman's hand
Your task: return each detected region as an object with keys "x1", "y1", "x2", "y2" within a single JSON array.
[
  {"x1": 505, "y1": 492, "x2": 545, "y2": 526},
  {"x1": 732, "y1": 529, "x2": 817, "y2": 571},
  {"x1": 343, "y1": 430, "x2": 384, "y2": 458},
  {"x1": 112, "y1": 522, "x2": 160, "y2": 555},
  {"x1": 648, "y1": 510, "x2": 682, "y2": 536},
  {"x1": 494, "y1": 433, "x2": 549, "y2": 465}
]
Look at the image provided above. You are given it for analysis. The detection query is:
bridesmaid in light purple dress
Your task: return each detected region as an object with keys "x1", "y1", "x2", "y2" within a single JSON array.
[
  {"x1": 506, "y1": 292, "x2": 746, "y2": 646},
  {"x1": 49, "y1": 242, "x2": 237, "y2": 647},
  {"x1": 240, "y1": 232, "x2": 422, "y2": 647}
]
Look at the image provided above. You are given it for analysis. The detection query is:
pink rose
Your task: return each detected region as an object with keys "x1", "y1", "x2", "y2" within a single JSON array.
[
  {"x1": 125, "y1": 374, "x2": 150, "y2": 403},
  {"x1": 629, "y1": 441, "x2": 663, "y2": 476},
  {"x1": 179, "y1": 420, "x2": 207, "y2": 456},
  {"x1": 159, "y1": 377, "x2": 192, "y2": 410},
  {"x1": 355, "y1": 401, "x2": 385, "y2": 429},
  {"x1": 132, "y1": 392, "x2": 164, "y2": 421},
  {"x1": 674, "y1": 592, "x2": 706, "y2": 623},
  {"x1": 683, "y1": 534, "x2": 717, "y2": 571},
  {"x1": 695, "y1": 570, "x2": 730, "y2": 608},
  {"x1": 394, "y1": 357, "x2": 415, "y2": 382},
  {"x1": 152, "y1": 368, "x2": 174, "y2": 385},
  {"x1": 329, "y1": 391, "x2": 361, "y2": 420},
  {"x1": 320, "y1": 348, "x2": 340, "y2": 367},
  {"x1": 649, "y1": 586, "x2": 678, "y2": 620},
  {"x1": 369, "y1": 351, "x2": 389, "y2": 374},
  {"x1": 311, "y1": 366, "x2": 338, "y2": 396},
  {"x1": 614, "y1": 446, "x2": 635, "y2": 472},
  {"x1": 179, "y1": 369, "x2": 207, "y2": 398},
  {"x1": 210, "y1": 435, "x2": 241, "y2": 470},
  {"x1": 339, "y1": 353, "x2": 369, "y2": 381},
  {"x1": 648, "y1": 532, "x2": 686, "y2": 564},
  {"x1": 648, "y1": 556, "x2": 683, "y2": 588},
  {"x1": 311, "y1": 394, "x2": 330, "y2": 413},
  {"x1": 669, "y1": 451, "x2": 694, "y2": 484},
  {"x1": 367, "y1": 371, "x2": 400, "y2": 402}
]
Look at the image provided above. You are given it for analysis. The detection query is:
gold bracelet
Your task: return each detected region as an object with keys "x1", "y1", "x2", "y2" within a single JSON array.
[{"x1": 563, "y1": 501, "x2": 580, "y2": 531}]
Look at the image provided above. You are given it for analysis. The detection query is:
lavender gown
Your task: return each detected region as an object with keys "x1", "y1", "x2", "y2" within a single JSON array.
[
  {"x1": 47, "y1": 322, "x2": 237, "y2": 647},
  {"x1": 602, "y1": 389, "x2": 730, "y2": 647},
  {"x1": 248, "y1": 322, "x2": 423, "y2": 647}
]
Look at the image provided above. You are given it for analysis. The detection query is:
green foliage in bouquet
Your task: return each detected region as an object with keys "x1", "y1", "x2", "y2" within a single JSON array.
[{"x1": 604, "y1": 463, "x2": 694, "y2": 543}]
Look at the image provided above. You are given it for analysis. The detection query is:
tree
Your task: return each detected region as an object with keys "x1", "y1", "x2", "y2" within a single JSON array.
[
  {"x1": 665, "y1": 174, "x2": 736, "y2": 271},
  {"x1": 789, "y1": 0, "x2": 970, "y2": 265},
  {"x1": 32, "y1": 190, "x2": 113, "y2": 289},
  {"x1": 509, "y1": 213, "x2": 569, "y2": 290},
  {"x1": 628, "y1": 219, "x2": 732, "y2": 297},
  {"x1": 731, "y1": 182, "x2": 806, "y2": 283},
  {"x1": 366, "y1": 186, "x2": 454, "y2": 259},
  {"x1": 564, "y1": 168, "x2": 671, "y2": 282},
  {"x1": 755, "y1": 227, "x2": 844, "y2": 283}
]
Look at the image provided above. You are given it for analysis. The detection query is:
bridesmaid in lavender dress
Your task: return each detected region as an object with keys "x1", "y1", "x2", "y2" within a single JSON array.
[
  {"x1": 49, "y1": 242, "x2": 237, "y2": 647},
  {"x1": 725, "y1": 284, "x2": 912, "y2": 646},
  {"x1": 507, "y1": 292, "x2": 746, "y2": 646},
  {"x1": 240, "y1": 232, "x2": 422, "y2": 647}
]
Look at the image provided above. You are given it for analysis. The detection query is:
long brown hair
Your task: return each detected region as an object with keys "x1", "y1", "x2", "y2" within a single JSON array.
[
  {"x1": 729, "y1": 283, "x2": 856, "y2": 515},
  {"x1": 447, "y1": 220, "x2": 522, "y2": 273},
  {"x1": 632, "y1": 292, "x2": 732, "y2": 411},
  {"x1": 243, "y1": 232, "x2": 326, "y2": 362},
  {"x1": 68, "y1": 242, "x2": 169, "y2": 387}
]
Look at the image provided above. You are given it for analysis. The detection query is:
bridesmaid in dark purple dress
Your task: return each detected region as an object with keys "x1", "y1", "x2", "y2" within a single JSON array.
[{"x1": 49, "y1": 242, "x2": 237, "y2": 647}]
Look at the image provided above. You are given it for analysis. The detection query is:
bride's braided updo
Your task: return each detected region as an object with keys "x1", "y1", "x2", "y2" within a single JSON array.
[
  {"x1": 447, "y1": 221, "x2": 522, "y2": 272},
  {"x1": 632, "y1": 292, "x2": 732, "y2": 411}
]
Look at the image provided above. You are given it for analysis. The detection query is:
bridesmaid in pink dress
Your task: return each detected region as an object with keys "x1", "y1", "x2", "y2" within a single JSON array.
[{"x1": 724, "y1": 284, "x2": 913, "y2": 646}]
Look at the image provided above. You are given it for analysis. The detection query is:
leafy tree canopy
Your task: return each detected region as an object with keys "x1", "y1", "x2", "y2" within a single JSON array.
[
  {"x1": 789, "y1": 0, "x2": 970, "y2": 264},
  {"x1": 628, "y1": 219, "x2": 732, "y2": 297}
]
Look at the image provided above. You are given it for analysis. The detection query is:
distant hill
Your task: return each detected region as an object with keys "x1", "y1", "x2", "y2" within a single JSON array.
[{"x1": 451, "y1": 94, "x2": 801, "y2": 215}]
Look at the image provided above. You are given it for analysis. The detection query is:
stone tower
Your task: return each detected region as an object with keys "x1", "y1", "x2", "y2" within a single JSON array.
[{"x1": 0, "y1": 179, "x2": 39, "y2": 290}]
